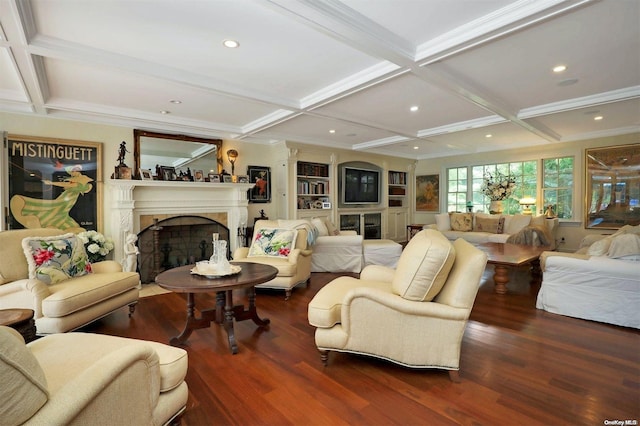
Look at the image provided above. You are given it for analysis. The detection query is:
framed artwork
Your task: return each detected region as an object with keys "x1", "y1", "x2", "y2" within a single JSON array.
[
  {"x1": 223, "y1": 175, "x2": 232, "y2": 183},
  {"x1": 6, "y1": 135, "x2": 102, "y2": 232},
  {"x1": 208, "y1": 173, "x2": 220, "y2": 183},
  {"x1": 237, "y1": 175, "x2": 249, "y2": 183},
  {"x1": 416, "y1": 174, "x2": 440, "y2": 212},
  {"x1": 160, "y1": 166, "x2": 177, "y2": 181},
  {"x1": 585, "y1": 143, "x2": 640, "y2": 229},
  {"x1": 139, "y1": 168, "x2": 153, "y2": 180},
  {"x1": 247, "y1": 165, "x2": 271, "y2": 203},
  {"x1": 194, "y1": 170, "x2": 204, "y2": 182}
]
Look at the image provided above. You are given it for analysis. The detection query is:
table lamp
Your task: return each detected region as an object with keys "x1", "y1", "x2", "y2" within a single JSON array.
[{"x1": 519, "y1": 197, "x2": 536, "y2": 215}]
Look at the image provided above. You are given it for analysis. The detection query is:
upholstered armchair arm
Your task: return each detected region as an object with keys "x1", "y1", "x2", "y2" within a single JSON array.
[
  {"x1": 341, "y1": 287, "x2": 470, "y2": 327},
  {"x1": 0, "y1": 279, "x2": 50, "y2": 318},
  {"x1": 89, "y1": 260, "x2": 123, "y2": 273},
  {"x1": 26, "y1": 345, "x2": 161, "y2": 425},
  {"x1": 287, "y1": 248, "x2": 312, "y2": 264},
  {"x1": 359, "y1": 265, "x2": 395, "y2": 283},
  {"x1": 424, "y1": 224, "x2": 438, "y2": 230},
  {"x1": 233, "y1": 247, "x2": 250, "y2": 260}
]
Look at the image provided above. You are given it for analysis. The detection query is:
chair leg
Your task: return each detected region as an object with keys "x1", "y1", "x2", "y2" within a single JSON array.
[
  {"x1": 320, "y1": 350, "x2": 329, "y2": 366},
  {"x1": 448, "y1": 370, "x2": 461, "y2": 383},
  {"x1": 284, "y1": 289, "x2": 291, "y2": 300},
  {"x1": 128, "y1": 302, "x2": 137, "y2": 317}
]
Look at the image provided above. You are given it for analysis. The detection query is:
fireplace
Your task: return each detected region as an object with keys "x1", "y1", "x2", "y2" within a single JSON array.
[
  {"x1": 137, "y1": 215, "x2": 230, "y2": 284},
  {"x1": 106, "y1": 179, "x2": 253, "y2": 270}
]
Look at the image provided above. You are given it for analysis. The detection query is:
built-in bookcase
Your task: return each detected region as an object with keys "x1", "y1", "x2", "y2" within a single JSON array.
[
  {"x1": 296, "y1": 161, "x2": 330, "y2": 210},
  {"x1": 388, "y1": 170, "x2": 407, "y2": 208}
]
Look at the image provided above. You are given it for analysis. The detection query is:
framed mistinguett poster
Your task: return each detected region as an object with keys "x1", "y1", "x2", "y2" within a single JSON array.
[{"x1": 6, "y1": 135, "x2": 102, "y2": 232}]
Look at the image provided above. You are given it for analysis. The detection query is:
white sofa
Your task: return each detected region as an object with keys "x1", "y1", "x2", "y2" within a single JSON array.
[
  {"x1": 427, "y1": 212, "x2": 559, "y2": 248},
  {"x1": 536, "y1": 225, "x2": 640, "y2": 329},
  {"x1": 309, "y1": 217, "x2": 364, "y2": 273}
]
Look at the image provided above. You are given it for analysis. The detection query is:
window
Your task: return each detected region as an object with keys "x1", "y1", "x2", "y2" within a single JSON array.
[
  {"x1": 447, "y1": 167, "x2": 467, "y2": 212},
  {"x1": 448, "y1": 161, "x2": 536, "y2": 214},
  {"x1": 543, "y1": 156, "x2": 574, "y2": 219}
]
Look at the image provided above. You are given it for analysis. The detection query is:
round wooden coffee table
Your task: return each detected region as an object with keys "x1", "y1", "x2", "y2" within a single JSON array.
[
  {"x1": 0, "y1": 308, "x2": 36, "y2": 343},
  {"x1": 155, "y1": 262, "x2": 278, "y2": 354}
]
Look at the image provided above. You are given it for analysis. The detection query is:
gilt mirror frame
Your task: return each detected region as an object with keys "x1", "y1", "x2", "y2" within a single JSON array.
[
  {"x1": 585, "y1": 143, "x2": 640, "y2": 229},
  {"x1": 133, "y1": 129, "x2": 223, "y2": 179}
]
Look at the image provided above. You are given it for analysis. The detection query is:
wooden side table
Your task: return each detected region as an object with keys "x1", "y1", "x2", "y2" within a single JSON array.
[
  {"x1": 0, "y1": 308, "x2": 36, "y2": 343},
  {"x1": 407, "y1": 224, "x2": 425, "y2": 242}
]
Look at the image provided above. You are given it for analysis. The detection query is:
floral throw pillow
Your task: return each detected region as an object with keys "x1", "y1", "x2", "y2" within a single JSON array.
[
  {"x1": 248, "y1": 228, "x2": 297, "y2": 258},
  {"x1": 22, "y1": 234, "x2": 92, "y2": 285}
]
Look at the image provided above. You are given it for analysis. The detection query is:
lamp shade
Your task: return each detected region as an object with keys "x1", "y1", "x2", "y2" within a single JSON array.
[
  {"x1": 519, "y1": 197, "x2": 536, "y2": 206},
  {"x1": 519, "y1": 197, "x2": 536, "y2": 215}
]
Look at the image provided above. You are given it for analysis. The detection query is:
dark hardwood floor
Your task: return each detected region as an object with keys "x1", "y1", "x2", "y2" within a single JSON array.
[{"x1": 85, "y1": 266, "x2": 639, "y2": 425}]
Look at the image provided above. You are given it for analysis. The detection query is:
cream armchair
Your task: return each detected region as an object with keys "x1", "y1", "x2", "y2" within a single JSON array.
[
  {"x1": 233, "y1": 220, "x2": 312, "y2": 299},
  {"x1": 0, "y1": 325, "x2": 188, "y2": 426},
  {"x1": 308, "y1": 230, "x2": 487, "y2": 381}
]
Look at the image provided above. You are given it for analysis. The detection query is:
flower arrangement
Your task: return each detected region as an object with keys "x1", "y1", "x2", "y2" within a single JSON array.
[
  {"x1": 480, "y1": 171, "x2": 516, "y2": 201},
  {"x1": 77, "y1": 230, "x2": 114, "y2": 263}
]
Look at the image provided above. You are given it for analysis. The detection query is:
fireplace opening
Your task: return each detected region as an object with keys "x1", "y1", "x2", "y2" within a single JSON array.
[{"x1": 137, "y1": 215, "x2": 230, "y2": 284}]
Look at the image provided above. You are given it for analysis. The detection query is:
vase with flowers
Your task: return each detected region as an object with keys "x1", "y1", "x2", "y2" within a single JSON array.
[
  {"x1": 77, "y1": 230, "x2": 115, "y2": 263},
  {"x1": 480, "y1": 171, "x2": 516, "y2": 213}
]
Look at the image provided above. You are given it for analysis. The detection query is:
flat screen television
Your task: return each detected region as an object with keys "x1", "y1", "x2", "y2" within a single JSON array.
[{"x1": 342, "y1": 167, "x2": 380, "y2": 205}]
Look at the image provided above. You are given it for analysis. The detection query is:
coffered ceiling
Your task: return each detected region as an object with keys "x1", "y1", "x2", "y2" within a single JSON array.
[{"x1": 0, "y1": 0, "x2": 638, "y2": 159}]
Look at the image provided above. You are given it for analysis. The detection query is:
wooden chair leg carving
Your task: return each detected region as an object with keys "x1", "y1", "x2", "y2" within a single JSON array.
[
  {"x1": 128, "y1": 302, "x2": 138, "y2": 317},
  {"x1": 320, "y1": 350, "x2": 329, "y2": 366}
]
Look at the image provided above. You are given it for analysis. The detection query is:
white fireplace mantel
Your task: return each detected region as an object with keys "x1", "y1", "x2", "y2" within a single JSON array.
[{"x1": 106, "y1": 179, "x2": 254, "y2": 262}]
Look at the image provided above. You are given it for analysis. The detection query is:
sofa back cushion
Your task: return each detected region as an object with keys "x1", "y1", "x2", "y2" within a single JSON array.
[
  {"x1": 392, "y1": 229, "x2": 456, "y2": 301},
  {"x1": 0, "y1": 326, "x2": 49, "y2": 424},
  {"x1": 434, "y1": 213, "x2": 451, "y2": 231},
  {"x1": 311, "y1": 218, "x2": 329, "y2": 236},
  {"x1": 0, "y1": 228, "x2": 65, "y2": 285}
]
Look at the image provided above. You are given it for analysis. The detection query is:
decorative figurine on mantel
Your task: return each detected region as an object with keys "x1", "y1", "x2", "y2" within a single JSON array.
[{"x1": 115, "y1": 141, "x2": 131, "y2": 179}]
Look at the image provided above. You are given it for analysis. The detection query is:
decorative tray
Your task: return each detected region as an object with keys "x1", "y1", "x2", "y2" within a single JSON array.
[{"x1": 190, "y1": 264, "x2": 242, "y2": 278}]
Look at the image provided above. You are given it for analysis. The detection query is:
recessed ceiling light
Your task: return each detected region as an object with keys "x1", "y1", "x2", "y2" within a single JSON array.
[
  {"x1": 169, "y1": 100, "x2": 182, "y2": 104},
  {"x1": 485, "y1": 134, "x2": 492, "y2": 138},
  {"x1": 160, "y1": 110, "x2": 170, "y2": 114},
  {"x1": 329, "y1": 129, "x2": 336, "y2": 134},
  {"x1": 410, "y1": 106, "x2": 419, "y2": 112},
  {"x1": 553, "y1": 65, "x2": 567, "y2": 73},
  {"x1": 413, "y1": 146, "x2": 419, "y2": 150},
  {"x1": 594, "y1": 115, "x2": 604, "y2": 121},
  {"x1": 223, "y1": 39, "x2": 240, "y2": 48}
]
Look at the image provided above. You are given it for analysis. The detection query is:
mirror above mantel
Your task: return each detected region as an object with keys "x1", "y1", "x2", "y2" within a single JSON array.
[{"x1": 133, "y1": 129, "x2": 223, "y2": 179}]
